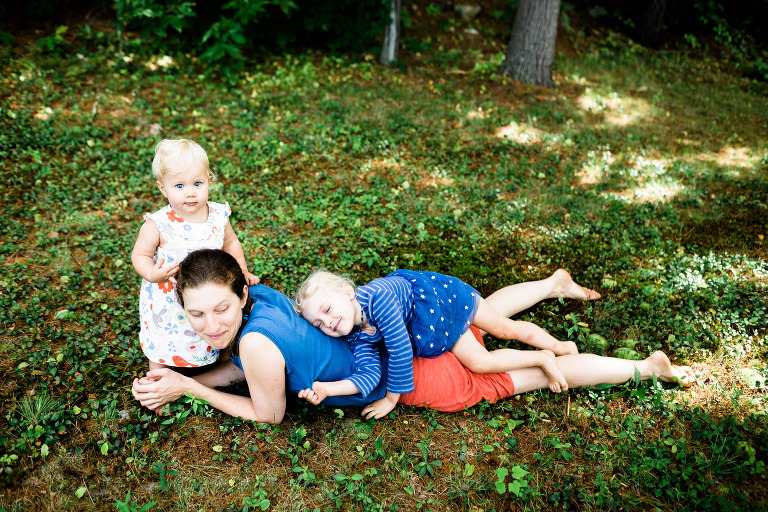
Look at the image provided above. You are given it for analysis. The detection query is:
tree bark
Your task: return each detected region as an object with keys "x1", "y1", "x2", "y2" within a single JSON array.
[
  {"x1": 380, "y1": 0, "x2": 401, "y2": 66},
  {"x1": 636, "y1": 0, "x2": 667, "y2": 47},
  {"x1": 499, "y1": 0, "x2": 561, "y2": 87}
]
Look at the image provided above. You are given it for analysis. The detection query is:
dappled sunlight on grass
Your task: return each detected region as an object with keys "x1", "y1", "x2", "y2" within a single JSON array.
[
  {"x1": 143, "y1": 55, "x2": 176, "y2": 71},
  {"x1": 617, "y1": 181, "x2": 683, "y2": 203},
  {"x1": 576, "y1": 151, "x2": 683, "y2": 204},
  {"x1": 688, "y1": 145, "x2": 759, "y2": 173},
  {"x1": 361, "y1": 158, "x2": 402, "y2": 173},
  {"x1": 414, "y1": 165, "x2": 457, "y2": 189},
  {"x1": 494, "y1": 120, "x2": 544, "y2": 144},
  {"x1": 577, "y1": 87, "x2": 660, "y2": 127},
  {"x1": 465, "y1": 107, "x2": 486, "y2": 121}
]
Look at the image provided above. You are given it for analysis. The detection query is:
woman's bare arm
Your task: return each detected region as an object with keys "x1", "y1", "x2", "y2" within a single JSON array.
[{"x1": 132, "y1": 333, "x2": 288, "y2": 423}]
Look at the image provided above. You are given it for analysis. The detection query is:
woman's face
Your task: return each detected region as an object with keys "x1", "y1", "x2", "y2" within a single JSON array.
[{"x1": 182, "y1": 283, "x2": 248, "y2": 350}]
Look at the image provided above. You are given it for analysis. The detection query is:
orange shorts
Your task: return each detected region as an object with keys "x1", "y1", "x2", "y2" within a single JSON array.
[{"x1": 399, "y1": 326, "x2": 516, "y2": 412}]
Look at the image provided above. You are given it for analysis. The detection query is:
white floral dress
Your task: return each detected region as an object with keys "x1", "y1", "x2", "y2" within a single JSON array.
[{"x1": 138, "y1": 202, "x2": 230, "y2": 367}]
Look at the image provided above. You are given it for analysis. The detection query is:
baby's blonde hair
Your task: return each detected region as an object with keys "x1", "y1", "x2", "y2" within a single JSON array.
[
  {"x1": 152, "y1": 139, "x2": 215, "y2": 182},
  {"x1": 294, "y1": 269, "x2": 356, "y2": 314}
]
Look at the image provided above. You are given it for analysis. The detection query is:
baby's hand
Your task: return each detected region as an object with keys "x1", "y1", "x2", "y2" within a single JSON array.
[
  {"x1": 148, "y1": 258, "x2": 179, "y2": 283},
  {"x1": 243, "y1": 271, "x2": 260, "y2": 286}
]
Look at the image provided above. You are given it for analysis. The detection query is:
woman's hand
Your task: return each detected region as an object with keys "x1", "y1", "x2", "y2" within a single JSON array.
[
  {"x1": 131, "y1": 368, "x2": 189, "y2": 412},
  {"x1": 361, "y1": 392, "x2": 399, "y2": 420}
]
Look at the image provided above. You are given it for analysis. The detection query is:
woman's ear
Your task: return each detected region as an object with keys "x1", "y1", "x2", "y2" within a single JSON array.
[
  {"x1": 240, "y1": 285, "x2": 249, "y2": 308},
  {"x1": 342, "y1": 283, "x2": 356, "y2": 300}
]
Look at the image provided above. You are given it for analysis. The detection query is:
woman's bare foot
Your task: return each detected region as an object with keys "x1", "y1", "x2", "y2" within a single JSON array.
[
  {"x1": 646, "y1": 351, "x2": 695, "y2": 387},
  {"x1": 540, "y1": 350, "x2": 569, "y2": 392},
  {"x1": 549, "y1": 269, "x2": 601, "y2": 301}
]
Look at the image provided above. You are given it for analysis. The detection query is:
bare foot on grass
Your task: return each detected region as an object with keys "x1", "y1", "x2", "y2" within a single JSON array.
[
  {"x1": 550, "y1": 269, "x2": 601, "y2": 301},
  {"x1": 647, "y1": 351, "x2": 695, "y2": 387},
  {"x1": 541, "y1": 350, "x2": 569, "y2": 392}
]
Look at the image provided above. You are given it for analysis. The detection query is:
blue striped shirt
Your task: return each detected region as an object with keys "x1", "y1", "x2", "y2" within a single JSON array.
[{"x1": 349, "y1": 276, "x2": 416, "y2": 394}]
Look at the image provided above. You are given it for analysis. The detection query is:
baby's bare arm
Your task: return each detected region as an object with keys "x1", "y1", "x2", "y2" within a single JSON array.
[
  {"x1": 131, "y1": 220, "x2": 178, "y2": 283},
  {"x1": 222, "y1": 220, "x2": 259, "y2": 285}
]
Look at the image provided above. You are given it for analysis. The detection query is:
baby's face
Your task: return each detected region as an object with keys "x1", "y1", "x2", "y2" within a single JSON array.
[
  {"x1": 157, "y1": 161, "x2": 210, "y2": 222},
  {"x1": 300, "y1": 284, "x2": 359, "y2": 337}
]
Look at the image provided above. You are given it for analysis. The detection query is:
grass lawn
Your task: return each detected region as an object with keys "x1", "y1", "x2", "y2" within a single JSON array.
[{"x1": 1, "y1": 3, "x2": 767, "y2": 511}]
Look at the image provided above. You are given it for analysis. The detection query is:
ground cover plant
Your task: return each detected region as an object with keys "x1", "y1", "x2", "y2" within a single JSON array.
[{"x1": 1, "y1": 2, "x2": 767, "y2": 511}]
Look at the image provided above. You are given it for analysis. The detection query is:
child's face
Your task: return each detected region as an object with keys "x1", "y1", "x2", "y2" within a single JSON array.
[
  {"x1": 157, "y1": 161, "x2": 210, "y2": 222},
  {"x1": 300, "y1": 284, "x2": 360, "y2": 337}
]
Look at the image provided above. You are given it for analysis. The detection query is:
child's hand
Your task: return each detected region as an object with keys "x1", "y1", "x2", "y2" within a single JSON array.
[
  {"x1": 298, "y1": 387, "x2": 322, "y2": 405},
  {"x1": 298, "y1": 382, "x2": 330, "y2": 405},
  {"x1": 243, "y1": 271, "x2": 260, "y2": 286},
  {"x1": 148, "y1": 258, "x2": 179, "y2": 283}
]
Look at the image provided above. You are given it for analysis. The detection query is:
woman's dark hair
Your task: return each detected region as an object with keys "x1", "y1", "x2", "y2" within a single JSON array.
[
  {"x1": 176, "y1": 249, "x2": 248, "y2": 307},
  {"x1": 176, "y1": 249, "x2": 252, "y2": 354}
]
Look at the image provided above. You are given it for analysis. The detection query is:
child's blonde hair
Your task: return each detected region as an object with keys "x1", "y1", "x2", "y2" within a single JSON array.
[
  {"x1": 152, "y1": 139, "x2": 215, "y2": 181},
  {"x1": 294, "y1": 269, "x2": 356, "y2": 314}
]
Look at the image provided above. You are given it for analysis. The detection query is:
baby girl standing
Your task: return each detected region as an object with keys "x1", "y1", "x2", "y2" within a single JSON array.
[{"x1": 130, "y1": 139, "x2": 258, "y2": 371}]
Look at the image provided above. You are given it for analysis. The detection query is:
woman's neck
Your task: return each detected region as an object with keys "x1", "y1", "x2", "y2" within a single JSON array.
[{"x1": 230, "y1": 296, "x2": 254, "y2": 356}]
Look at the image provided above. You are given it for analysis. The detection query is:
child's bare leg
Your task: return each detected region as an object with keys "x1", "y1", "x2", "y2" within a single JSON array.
[
  {"x1": 472, "y1": 300, "x2": 578, "y2": 355},
  {"x1": 483, "y1": 269, "x2": 600, "y2": 319},
  {"x1": 450, "y1": 330, "x2": 568, "y2": 391},
  {"x1": 508, "y1": 351, "x2": 695, "y2": 395}
]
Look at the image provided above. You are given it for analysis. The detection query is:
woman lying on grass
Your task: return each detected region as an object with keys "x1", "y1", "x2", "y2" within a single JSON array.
[{"x1": 131, "y1": 249, "x2": 695, "y2": 423}]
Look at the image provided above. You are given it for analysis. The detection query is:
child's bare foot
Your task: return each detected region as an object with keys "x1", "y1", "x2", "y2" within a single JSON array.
[
  {"x1": 646, "y1": 351, "x2": 695, "y2": 387},
  {"x1": 553, "y1": 340, "x2": 579, "y2": 355},
  {"x1": 540, "y1": 350, "x2": 569, "y2": 392},
  {"x1": 550, "y1": 269, "x2": 601, "y2": 301}
]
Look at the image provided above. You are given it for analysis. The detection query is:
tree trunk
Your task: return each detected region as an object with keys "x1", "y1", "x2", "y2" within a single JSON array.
[
  {"x1": 499, "y1": 0, "x2": 561, "y2": 87},
  {"x1": 380, "y1": 0, "x2": 401, "y2": 66},
  {"x1": 636, "y1": 0, "x2": 667, "y2": 47}
]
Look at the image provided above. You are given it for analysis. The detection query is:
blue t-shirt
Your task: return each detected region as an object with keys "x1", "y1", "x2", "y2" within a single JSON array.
[{"x1": 230, "y1": 284, "x2": 387, "y2": 407}]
